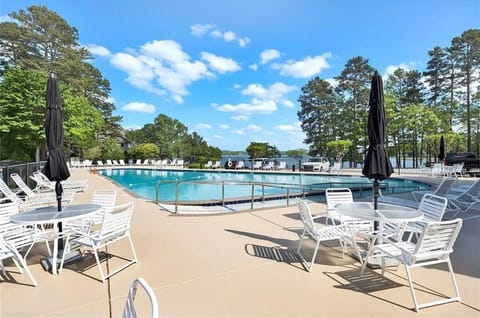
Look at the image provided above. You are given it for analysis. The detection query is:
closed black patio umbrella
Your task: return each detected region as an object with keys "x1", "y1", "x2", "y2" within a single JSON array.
[
  {"x1": 42, "y1": 73, "x2": 70, "y2": 249},
  {"x1": 362, "y1": 71, "x2": 393, "y2": 213},
  {"x1": 438, "y1": 135, "x2": 445, "y2": 162}
]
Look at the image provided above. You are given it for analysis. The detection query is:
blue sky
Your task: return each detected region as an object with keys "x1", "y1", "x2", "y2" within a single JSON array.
[{"x1": 1, "y1": 1, "x2": 479, "y2": 151}]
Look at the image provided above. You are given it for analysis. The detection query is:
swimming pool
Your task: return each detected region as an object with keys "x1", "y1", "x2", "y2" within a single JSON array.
[{"x1": 100, "y1": 169, "x2": 427, "y2": 203}]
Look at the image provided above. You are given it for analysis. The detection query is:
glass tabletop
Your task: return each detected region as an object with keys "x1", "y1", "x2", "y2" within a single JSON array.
[
  {"x1": 10, "y1": 204, "x2": 102, "y2": 224},
  {"x1": 335, "y1": 202, "x2": 423, "y2": 222}
]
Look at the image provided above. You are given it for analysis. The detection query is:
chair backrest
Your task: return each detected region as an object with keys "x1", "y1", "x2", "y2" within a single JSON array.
[
  {"x1": 0, "y1": 202, "x2": 19, "y2": 228},
  {"x1": 297, "y1": 199, "x2": 317, "y2": 236},
  {"x1": 332, "y1": 162, "x2": 341, "y2": 170},
  {"x1": 252, "y1": 161, "x2": 262, "y2": 169},
  {"x1": 10, "y1": 173, "x2": 36, "y2": 197},
  {"x1": 433, "y1": 178, "x2": 456, "y2": 197},
  {"x1": 97, "y1": 160, "x2": 104, "y2": 166},
  {"x1": 236, "y1": 161, "x2": 244, "y2": 169},
  {"x1": 418, "y1": 193, "x2": 448, "y2": 222},
  {"x1": 119, "y1": 159, "x2": 126, "y2": 165},
  {"x1": 277, "y1": 161, "x2": 286, "y2": 169},
  {"x1": 325, "y1": 188, "x2": 353, "y2": 212},
  {"x1": 0, "y1": 178, "x2": 24, "y2": 206},
  {"x1": 414, "y1": 218, "x2": 462, "y2": 260},
  {"x1": 135, "y1": 159, "x2": 141, "y2": 165},
  {"x1": 99, "y1": 202, "x2": 134, "y2": 239},
  {"x1": 91, "y1": 189, "x2": 117, "y2": 212},
  {"x1": 123, "y1": 277, "x2": 159, "y2": 318}
]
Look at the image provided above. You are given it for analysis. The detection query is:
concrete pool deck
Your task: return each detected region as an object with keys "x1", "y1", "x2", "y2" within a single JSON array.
[{"x1": 1, "y1": 167, "x2": 479, "y2": 317}]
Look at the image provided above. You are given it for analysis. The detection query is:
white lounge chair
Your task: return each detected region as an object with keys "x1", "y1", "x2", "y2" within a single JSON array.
[
  {"x1": 97, "y1": 160, "x2": 104, "y2": 166},
  {"x1": 212, "y1": 161, "x2": 221, "y2": 169},
  {"x1": 112, "y1": 160, "x2": 119, "y2": 165},
  {"x1": 204, "y1": 161, "x2": 213, "y2": 169},
  {"x1": 411, "y1": 178, "x2": 456, "y2": 201},
  {"x1": 360, "y1": 218, "x2": 463, "y2": 312},
  {"x1": 275, "y1": 161, "x2": 286, "y2": 170},
  {"x1": 235, "y1": 160, "x2": 245, "y2": 169},
  {"x1": 123, "y1": 277, "x2": 159, "y2": 318},
  {"x1": 447, "y1": 179, "x2": 480, "y2": 218},
  {"x1": 60, "y1": 202, "x2": 137, "y2": 282},
  {"x1": 119, "y1": 159, "x2": 126, "y2": 166},
  {"x1": 262, "y1": 161, "x2": 274, "y2": 170},
  {"x1": 252, "y1": 161, "x2": 262, "y2": 170},
  {"x1": 30, "y1": 171, "x2": 88, "y2": 193},
  {"x1": 135, "y1": 159, "x2": 142, "y2": 165},
  {"x1": 10, "y1": 173, "x2": 74, "y2": 207}
]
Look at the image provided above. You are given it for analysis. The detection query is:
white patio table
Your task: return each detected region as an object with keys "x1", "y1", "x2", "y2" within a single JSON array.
[
  {"x1": 10, "y1": 203, "x2": 102, "y2": 275},
  {"x1": 335, "y1": 202, "x2": 423, "y2": 266}
]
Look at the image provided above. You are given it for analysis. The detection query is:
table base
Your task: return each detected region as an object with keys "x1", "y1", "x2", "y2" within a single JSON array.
[
  {"x1": 352, "y1": 252, "x2": 400, "y2": 269},
  {"x1": 40, "y1": 250, "x2": 83, "y2": 273}
]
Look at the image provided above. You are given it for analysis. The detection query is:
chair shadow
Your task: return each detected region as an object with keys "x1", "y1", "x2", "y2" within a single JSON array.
[
  {"x1": 324, "y1": 268, "x2": 411, "y2": 311},
  {"x1": 61, "y1": 251, "x2": 114, "y2": 282},
  {"x1": 226, "y1": 229, "x2": 357, "y2": 269}
]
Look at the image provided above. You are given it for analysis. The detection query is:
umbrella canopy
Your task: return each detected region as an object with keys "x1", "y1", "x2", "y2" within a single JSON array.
[
  {"x1": 438, "y1": 135, "x2": 445, "y2": 161},
  {"x1": 362, "y1": 71, "x2": 393, "y2": 209},
  {"x1": 41, "y1": 73, "x2": 70, "y2": 210}
]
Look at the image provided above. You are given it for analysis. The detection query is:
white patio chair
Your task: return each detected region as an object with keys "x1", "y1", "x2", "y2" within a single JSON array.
[
  {"x1": 404, "y1": 193, "x2": 448, "y2": 241},
  {"x1": 330, "y1": 162, "x2": 342, "y2": 174},
  {"x1": 135, "y1": 159, "x2": 141, "y2": 165},
  {"x1": 106, "y1": 160, "x2": 113, "y2": 166},
  {"x1": 0, "y1": 237, "x2": 37, "y2": 287},
  {"x1": 360, "y1": 218, "x2": 463, "y2": 312},
  {"x1": 123, "y1": 277, "x2": 159, "y2": 318},
  {"x1": 119, "y1": 159, "x2": 126, "y2": 165},
  {"x1": 60, "y1": 202, "x2": 137, "y2": 282},
  {"x1": 112, "y1": 160, "x2": 119, "y2": 165},
  {"x1": 296, "y1": 199, "x2": 347, "y2": 272},
  {"x1": 325, "y1": 188, "x2": 354, "y2": 225},
  {"x1": 97, "y1": 160, "x2": 104, "y2": 166},
  {"x1": 0, "y1": 202, "x2": 51, "y2": 259},
  {"x1": 212, "y1": 161, "x2": 221, "y2": 169},
  {"x1": 142, "y1": 159, "x2": 149, "y2": 165}
]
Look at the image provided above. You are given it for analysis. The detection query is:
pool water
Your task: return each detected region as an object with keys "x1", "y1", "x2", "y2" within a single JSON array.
[{"x1": 100, "y1": 169, "x2": 427, "y2": 203}]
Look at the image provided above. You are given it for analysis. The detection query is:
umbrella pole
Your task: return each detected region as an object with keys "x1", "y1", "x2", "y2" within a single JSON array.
[
  {"x1": 55, "y1": 181, "x2": 64, "y2": 251},
  {"x1": 373, "y1": 179, "x2": 379, "y2": 231}
]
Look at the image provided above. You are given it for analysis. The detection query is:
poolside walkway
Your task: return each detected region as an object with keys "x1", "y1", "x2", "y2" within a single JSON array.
[{"x1": 1, "y1": 168, "x2": 479, "y2": 317}]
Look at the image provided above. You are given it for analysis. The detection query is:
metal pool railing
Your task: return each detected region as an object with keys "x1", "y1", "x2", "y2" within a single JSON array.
[{"x1": 154, "y1": 179, "x2": 423, "y2": 214}]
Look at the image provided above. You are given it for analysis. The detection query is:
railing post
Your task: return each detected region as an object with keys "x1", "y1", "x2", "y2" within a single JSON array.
[
  {"x1": 262, "y1": 184, "x2": 265, "y2": 202},
  {"x1": 222, "y1": 181, "x2": 225, "y2": 206},
  {"x1": 155, "y1": 182, "x2": 159, "y2": 205},
  {"x1": 175, "y1": 182, "x2": 179, "y2": 214},
  {"x1": 286, "y1": 188, "x2": 290, "y2": 206},
  {"x1": 251, "y1": 184, "x2": 254, "y2": 210}
]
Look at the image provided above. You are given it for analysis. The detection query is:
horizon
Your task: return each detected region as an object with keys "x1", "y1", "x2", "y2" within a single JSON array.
[{"x1": 1, "y1": 0, "x2": 479, "y2": 152}]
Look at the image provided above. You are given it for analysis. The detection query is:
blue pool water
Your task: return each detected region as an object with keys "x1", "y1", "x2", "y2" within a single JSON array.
[{"x1": 100, "y1": 169, "x2": 427, "y2": 203}]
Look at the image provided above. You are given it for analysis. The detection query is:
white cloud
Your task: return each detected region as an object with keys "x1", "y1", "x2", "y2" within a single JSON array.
[
  {"x1": 273, "y1": 53, "x2": 332, "y2": 78},
  {"x1": 384, "y1": 62, "x2": 418, "y2": 78},
  {"x1": 232, "y1": 115, "x2": 249, "y2": 121},
  {"x1": 122, "y1": 102, "x2": 156, "y2": 113},
  {"x1": 233, "y1": 84, "x2": 242, "y2": 90},
  {"x1": 192, "y1": 24, "x2": 250, "y2": 47},
  {"x1": 190, "y1": 24, "x2": 215, "y2": 37},
  {"x1": 110, "y1": 40, "x2": 214, "y2": 103},
  {"x1": 197, "y1": 123, "x2": 211, "y2": 129},
  {"x1": 200, "y1": 52, "x2": 241, "y2": 73},
  {"x1": 233, "y1": 129, "x2": 245, "y2": 135},
  {"x1": 216, "y1": 100, "x2": 277, "y2": 115},
  {"x1": 219, "y1": 124, "x2": 230, "y2": 129},
  {"x1": 275, "y1": 124, "x2": 296, "y2": 131},
  {"x1": 260, "y1": 49, "x2": 280, "y2": 64},
  {"x1": 246, "y1": 124, "x2": 262, "y2": 131},
  {"x1": 85, "y1": 44, "x2": 111, "y2": 57},
  {"x1": 214, "y1": 134, "x2": 223, "y2": 139},
  {"x1": 249, "y1": 64, "x2": 258, "y2": 71}
]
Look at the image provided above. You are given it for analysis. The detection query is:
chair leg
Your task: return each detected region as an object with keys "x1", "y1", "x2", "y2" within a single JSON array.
[
  {"x1": 405, "y1": 264, "x2": 420, "y2": 312},
  {"x1": 308, "y1": 240, "x2": 321, "y2": 272}
]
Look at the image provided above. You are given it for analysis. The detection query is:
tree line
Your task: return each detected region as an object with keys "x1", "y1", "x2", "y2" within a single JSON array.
[{"x1": 297, "y1": 29, "x2": 480, "y2": 168}]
